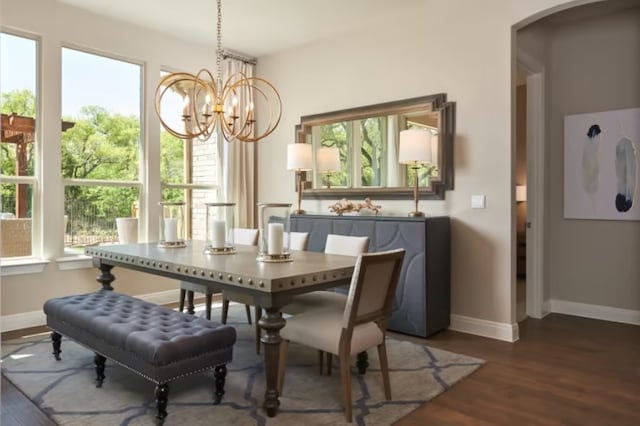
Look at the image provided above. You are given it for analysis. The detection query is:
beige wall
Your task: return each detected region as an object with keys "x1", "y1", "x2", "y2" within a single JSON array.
[
  {"x1": 545, "y1": 7, "x2": 640, "y2": 309},
  {"x1": 3, "y1": 0, "x2": 618, "y2": 338}
]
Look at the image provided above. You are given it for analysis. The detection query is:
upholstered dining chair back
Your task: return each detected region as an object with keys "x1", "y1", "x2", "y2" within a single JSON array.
[
  {"x1": 288, "y1": 231, "x2": 309, "y2": 251},
  {"x1": 233, "y1": 228, "x2": 259, "y2": 246},
  {"x1": 343, "y1": 249, "x2": 405, "y2": 329},
  {"x1": 324, "y1": 234, "x2": 369, "y2": 256}
]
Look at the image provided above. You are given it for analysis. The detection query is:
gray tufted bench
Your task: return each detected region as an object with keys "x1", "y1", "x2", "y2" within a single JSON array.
[{"x1": 43, "y1": 290, "x2": 236, "y2": 421}]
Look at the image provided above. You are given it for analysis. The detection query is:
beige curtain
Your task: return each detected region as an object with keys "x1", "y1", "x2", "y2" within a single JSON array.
[{"x1": 217, "y1": 58, "x2": 256, "y2": 228}]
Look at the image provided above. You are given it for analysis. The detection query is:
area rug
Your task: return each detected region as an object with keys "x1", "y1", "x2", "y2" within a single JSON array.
[{"x1": 1, "y1": 304, "x2": 483, "y2": 425}]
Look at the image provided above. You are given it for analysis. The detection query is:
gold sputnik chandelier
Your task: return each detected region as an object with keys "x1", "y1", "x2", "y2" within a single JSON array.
[{"x1": 155, "y1": 0, "x2": 282, "y2": 142}]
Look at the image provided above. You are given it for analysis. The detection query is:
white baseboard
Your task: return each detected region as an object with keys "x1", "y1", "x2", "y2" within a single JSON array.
[
  {"x1": 549, "y1": 299, "x2": 640, "y2": 326},
  {"x1": 449, "y1": 314, "x2": 519, "y2": 342},
  {"x1": 1, "y1": 289, "x2": 180, "y2": 332}
]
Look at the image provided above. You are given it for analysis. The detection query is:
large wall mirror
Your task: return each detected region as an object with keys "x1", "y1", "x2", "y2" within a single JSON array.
[{"x1": 295, "y1": 94, "x2": 455, "y2": 200}]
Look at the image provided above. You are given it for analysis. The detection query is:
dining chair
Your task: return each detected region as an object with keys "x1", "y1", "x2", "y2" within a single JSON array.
[
  {"x1": 277, "y1": 249, "x2": 406, "y2": 422},
  {"x1": 280, "y1": 234, "x2": 368, "y2": 373},
  {"x1": 179, "y1": 228, "x2": 258, "y2": 323}
]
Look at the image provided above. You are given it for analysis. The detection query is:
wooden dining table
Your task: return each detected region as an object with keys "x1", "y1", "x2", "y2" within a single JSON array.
[{"x1": 85, "y1": 241, "x2": 356, "y2": 417}]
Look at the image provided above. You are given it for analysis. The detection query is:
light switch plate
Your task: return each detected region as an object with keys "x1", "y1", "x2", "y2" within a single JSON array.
[{"x1": 471, "y1": 195, "x2": 486, "y2": 209}]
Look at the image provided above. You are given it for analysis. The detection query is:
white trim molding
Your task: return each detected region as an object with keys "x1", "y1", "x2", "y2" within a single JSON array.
[
  {"x1": 449, "y1": 314, "x2": 519, "y2": 342},
  {"x1": 550, "y1": 299, "x2": 640, "y2": 326},
  {"x1": 1, "y1": 289, "x2": 181, "y2": 332},
  {"x1": 0, "y1": 258, "x2": 49, "y2": 276}
]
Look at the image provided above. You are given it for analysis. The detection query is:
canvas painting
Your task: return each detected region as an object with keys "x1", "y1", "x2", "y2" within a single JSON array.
[{"x1": 564, "y1": 107, "x2": 640, "y2": 220}]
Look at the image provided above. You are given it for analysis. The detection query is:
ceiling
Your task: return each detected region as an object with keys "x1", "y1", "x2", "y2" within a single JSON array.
[{"x1": 58, "y1": 0, "x2": 424, "y2": 58}]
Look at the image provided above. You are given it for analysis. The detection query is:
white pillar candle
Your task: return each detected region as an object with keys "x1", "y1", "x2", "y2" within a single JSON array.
[
  {"x1": 267, "y1": 223, "x2": 284, "y2": 255},
  {"x1": 164, "y1": 217, "x2": 178, "y2": 242},
  {"x1": 211, "y1": 219, "x2": 226, "y2": 248}
]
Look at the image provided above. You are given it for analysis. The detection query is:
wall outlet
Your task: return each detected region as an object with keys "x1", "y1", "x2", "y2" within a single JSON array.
[{"x1": 471, "y1": 195, "x2": 486, "y2": 209}]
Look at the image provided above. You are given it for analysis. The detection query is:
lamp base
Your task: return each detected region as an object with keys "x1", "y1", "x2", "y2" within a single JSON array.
[
  {"x1": 408, "y1": 211, "x2": 425, "y2": 217},
  {"x1": 293, "y1": 209, "x2": 306, "y2": 215}
]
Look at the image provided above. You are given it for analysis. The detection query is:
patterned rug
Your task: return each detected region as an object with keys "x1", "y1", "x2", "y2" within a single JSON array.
[{"x1": 1, "y1": 304, "x2": 483, "y2": 425}]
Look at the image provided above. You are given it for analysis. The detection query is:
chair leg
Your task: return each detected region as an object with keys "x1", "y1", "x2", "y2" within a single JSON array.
[
  {"x1": 205, "y1": 292, "x2": 213, "y2": 320},
  {"x1": 277, "y1": 339, "x2": 289, "y2": 395},
  {"x1": 357, "y1": 351, "x2": 369, "y2": 374},
  {"x1": 326, "y1": 352, "x2": 333, "y2": 376},
  {"x1": 178, "y1": 289, "x2": 186, "y2": 312},
  {"x1": 377, "y1": 343, "x2": 392, "y2": 400},
  {"x1": 255, "y1": 306, "x2": 262, "y2": 354},
  {"x1": 221, "y1": 296, "x2": 230, "y2": 324},
  {"x1": 245, "y1": 304, "x2": 252, "y2": 325},
  {"x1": 187, "y1": 290, "x2": 195, "y2": 315},
  {"x1": 339, "y1": 352, "x2": 353, "y2": 422},
  {"x1": 318, "y1": 350, "x2": 324, "y2": 375}
]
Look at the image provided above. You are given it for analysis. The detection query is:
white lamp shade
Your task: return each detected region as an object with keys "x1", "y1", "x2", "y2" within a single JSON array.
[
  {"x1": 516, "y1": 185, "x2": 527, "y2": 202},
  {"x1": 287, "y1": 143, "x2": 313, "y2": 170},
  {"x1": 316, "y1": 147, "x2": 340, "y2": 172},
  {"x1": 398, "y1": 129, "x2": 432, "y2": 164}
]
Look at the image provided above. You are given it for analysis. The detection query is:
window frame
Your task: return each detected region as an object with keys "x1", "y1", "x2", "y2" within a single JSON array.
[{"x1": 60, "y1": 44, "x2": 145, "y2": 255}]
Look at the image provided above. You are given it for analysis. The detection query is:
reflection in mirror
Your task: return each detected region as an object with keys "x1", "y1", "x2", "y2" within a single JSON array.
[{"x1": 295, "y1": 94, "x2": 454, "y2": 200}]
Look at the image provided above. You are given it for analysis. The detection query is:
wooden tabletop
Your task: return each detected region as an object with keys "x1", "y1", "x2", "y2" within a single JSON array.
[{"x1": 86, "y1": 240, "x2": 356, "y2": 294}]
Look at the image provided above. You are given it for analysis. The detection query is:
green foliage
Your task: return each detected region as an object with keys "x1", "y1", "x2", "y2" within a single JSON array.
[
  {"x1": 1, "y1": 89, "x2": 35, "y2": 116},
  {"x1": 1, "y1": 90, "x2": 37, "y2": 213}
]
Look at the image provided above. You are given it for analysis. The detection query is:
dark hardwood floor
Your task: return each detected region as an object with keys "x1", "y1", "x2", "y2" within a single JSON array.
[
  {"x1": 2, "y1": 313, "x2": 639, "y2": 425},
  {"x1": 394, "y1": 313, "x2": 640, "y2": 425}
]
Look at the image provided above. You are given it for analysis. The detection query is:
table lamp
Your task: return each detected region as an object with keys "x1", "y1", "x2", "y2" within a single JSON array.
[
  {"x1": 316, "y1": 146, "x2": 340, "y2": 188},
  {"x1": 398, "y1": 129, "x2": 432, "y2": 217},
  {"x1": 287, "y1": 143, "x2": 313, "y2": 214}
]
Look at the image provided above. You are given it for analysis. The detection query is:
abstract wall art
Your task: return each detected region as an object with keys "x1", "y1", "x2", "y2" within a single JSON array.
[{"x1": 564, "y1": 107, "x2": 640, "y2": 220}]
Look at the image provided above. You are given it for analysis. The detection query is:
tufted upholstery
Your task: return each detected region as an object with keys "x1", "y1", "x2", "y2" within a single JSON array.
[{"x1": 44, "y1": 291, "x2": 236, "y2": 384}]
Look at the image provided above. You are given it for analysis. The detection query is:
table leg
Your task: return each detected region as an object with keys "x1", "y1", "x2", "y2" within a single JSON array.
[
  {"x1": 96, "y1": 263, "x2": 115, "y2": 291},
  {"x1": 259, "y1": 307, "x2": 286, "y2": 417}
]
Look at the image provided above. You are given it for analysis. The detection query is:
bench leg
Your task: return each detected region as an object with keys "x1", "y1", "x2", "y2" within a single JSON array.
[
  {"x1": 213, "y1": 365, "x2": 227, "y2": 404},
  {"x1": 51, "y1": 332, "x2": 62, "y2": 361},
  {"x1": 94, "y1": 353, "x2": 106, "y2": 387},
  {"x1": 155, "y1": 383, "x2": 169, "y2": 420}
]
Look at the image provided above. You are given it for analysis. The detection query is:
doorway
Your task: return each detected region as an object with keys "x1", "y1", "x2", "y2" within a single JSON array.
[{"x1": 516, "y1": 51, "x2": 545, "y2": 320}]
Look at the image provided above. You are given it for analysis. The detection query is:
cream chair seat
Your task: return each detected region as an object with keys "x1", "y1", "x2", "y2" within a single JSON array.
[{"x1": 277, "y1": 249, "x2": 406, "y2": 423}]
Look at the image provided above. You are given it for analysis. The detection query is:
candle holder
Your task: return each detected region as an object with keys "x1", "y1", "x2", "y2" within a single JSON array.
[
  {"x1": 204, "y1": 202, "x2": 236, "y2": 255},
  {"x1": 257, "y1": 203, "x2": 292, "y2": 262},
  {"x1": 158, "y1": 201, "x2": 186, "y2": 248}
]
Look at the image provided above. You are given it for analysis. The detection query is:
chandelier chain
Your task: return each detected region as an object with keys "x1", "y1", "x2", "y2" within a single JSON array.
[{"x1": 216, "y1": 0, "x2": 222, "y2": 87}]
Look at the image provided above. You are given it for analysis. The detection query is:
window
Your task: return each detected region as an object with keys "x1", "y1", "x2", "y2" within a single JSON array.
[
  {"x1": 159, "y1": 71, "x2": 218, "y2": 241},
  {"x1": 61, "y1": 48, "x2": 142, "y2": 252},
  {"x1": 1, "y1": 33, "x2": 38, "y2": 258},
  {"x1": 312, "y1": 116, "x2": 387, "y2": 189}
]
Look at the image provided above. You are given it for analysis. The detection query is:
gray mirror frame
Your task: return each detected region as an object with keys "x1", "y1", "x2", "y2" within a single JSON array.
[{"x1": 295, "y1": 94, "x2": 455, "y2": 200}]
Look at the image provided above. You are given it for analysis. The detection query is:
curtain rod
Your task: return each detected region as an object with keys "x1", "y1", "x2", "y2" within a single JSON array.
[{"x1": 222, "y1": 49, "x2": 257, "y2": 66}]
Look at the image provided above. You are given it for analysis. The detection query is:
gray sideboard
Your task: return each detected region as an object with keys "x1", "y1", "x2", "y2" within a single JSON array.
[{"x1": 290, "y1": 214, "x2": 450, "y2": 337}]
